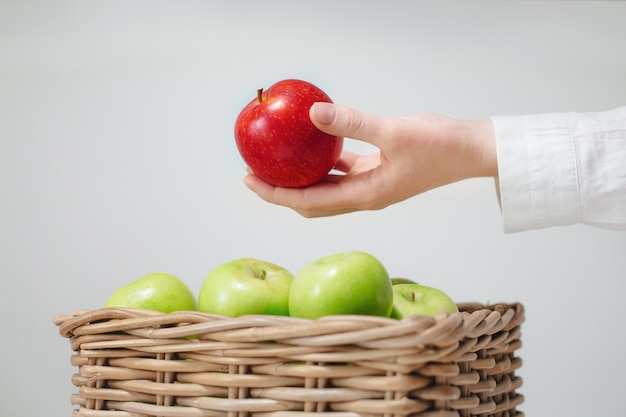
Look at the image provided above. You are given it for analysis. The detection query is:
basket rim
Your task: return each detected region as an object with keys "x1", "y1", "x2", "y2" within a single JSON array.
[{"x1": 54, "y1": 302, "x2": 524, "y2": 347}]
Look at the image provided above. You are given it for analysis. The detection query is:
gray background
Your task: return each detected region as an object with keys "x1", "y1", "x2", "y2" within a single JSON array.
[{"x1": 1, "y1": 1, "x2": 625, "y2": 416}]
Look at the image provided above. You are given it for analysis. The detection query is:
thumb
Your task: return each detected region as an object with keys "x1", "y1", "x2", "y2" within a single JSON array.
[{"x1": 309, "y1": 102, "x2": 385, "y2": 147}]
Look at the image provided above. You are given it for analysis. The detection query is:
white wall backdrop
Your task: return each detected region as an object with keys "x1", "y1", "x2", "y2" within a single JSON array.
[{"x1": 1, "y1": 2, "x2": 625, "y2": 416}]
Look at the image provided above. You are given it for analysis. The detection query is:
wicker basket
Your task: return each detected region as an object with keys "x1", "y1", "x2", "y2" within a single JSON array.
[{"x1": 54, "y1": 302, "x2": 524, "y2": 417}]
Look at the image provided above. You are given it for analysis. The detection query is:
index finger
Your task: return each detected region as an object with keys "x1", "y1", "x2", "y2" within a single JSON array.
[{"x1": 242, "y1": 171, "x2": 373, "y2": 217}]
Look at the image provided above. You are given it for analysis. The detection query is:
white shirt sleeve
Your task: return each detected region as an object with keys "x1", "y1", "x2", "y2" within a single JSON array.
[{"x1": 492, "y1": 106, "x2": 626, "y2": 233}]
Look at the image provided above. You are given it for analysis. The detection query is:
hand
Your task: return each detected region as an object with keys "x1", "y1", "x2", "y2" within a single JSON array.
[{"x1": 243, "y1": 102, "x2": 497, "y2": 217}]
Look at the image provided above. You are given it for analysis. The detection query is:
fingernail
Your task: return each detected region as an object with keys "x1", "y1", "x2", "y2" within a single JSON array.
[{"x1": 310, "y1": 102, "x2": 335, "y2": 125}]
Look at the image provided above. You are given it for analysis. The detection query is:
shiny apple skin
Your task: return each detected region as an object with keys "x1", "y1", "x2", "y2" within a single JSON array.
[
  {"x1": 288, "y1": 251, "x2": 394, "y2": 319},
  {"x1": 234, "y1": 79, "x2": 343, "y2": 188}
]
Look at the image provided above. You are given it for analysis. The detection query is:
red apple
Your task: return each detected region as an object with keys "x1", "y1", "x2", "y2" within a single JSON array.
[{"x1": 234, "y1": 79, "x2": 344, "y2": 188}]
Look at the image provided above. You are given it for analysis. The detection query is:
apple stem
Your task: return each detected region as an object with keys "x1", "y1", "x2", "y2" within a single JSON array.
[
  {"x1": 257, "y1": 88, "x2": 264, "y2": 103},
  {"x1": 259, "y1": 269, "x2": 267, "y2": 280}
]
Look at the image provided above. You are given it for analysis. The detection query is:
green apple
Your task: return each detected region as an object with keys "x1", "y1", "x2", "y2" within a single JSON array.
[
  {"x1": 289, "y1": 251, "x2": 393, "y2": 319},
  {"x1": 391, "y1": 283, "x2": 458, "y2": 319},
  {"x1": 198, "y1": 258, "x2": 293, "y2": 317},
  {"x1": 391, "y1": 277, "x2": 418, "y2": 285},
  {"x1": 105, "y1": 272, "x2": 196, "y2": 313}
]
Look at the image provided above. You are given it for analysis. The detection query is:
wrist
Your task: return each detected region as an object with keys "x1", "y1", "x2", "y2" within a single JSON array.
[{"x1": 465, "y1": 118, "x2": 497, "y2": 179}]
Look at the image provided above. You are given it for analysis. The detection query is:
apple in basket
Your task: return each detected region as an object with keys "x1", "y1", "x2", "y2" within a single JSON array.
[
  {"x1": 391, "y1": 277, "x2": 418, "y2": 285},
  {"x1": 198, "y1": 258, "x2": 294, "y2": 317},
  {"x1": 105, "y1": 272, "x2": 196, "y2": 313},
  {"x1": 390, "y1": 283, "x2": 459, "y2": 319},
  {"x1": 288, "y1": 251, "x2": 394, "y2": 319},
  {"x1": 234, "y1": 78, "x2": 343, "y2": 187}
]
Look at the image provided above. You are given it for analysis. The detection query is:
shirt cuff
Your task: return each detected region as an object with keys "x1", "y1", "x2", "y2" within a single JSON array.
[{"x1": 491, "y1": 112, "x2": 581, "y2": 233}]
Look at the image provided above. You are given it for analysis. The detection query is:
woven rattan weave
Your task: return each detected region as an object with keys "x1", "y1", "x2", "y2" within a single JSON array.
[{"x1": 54, "y1": 302, "x2": 524, "y2": 417}]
